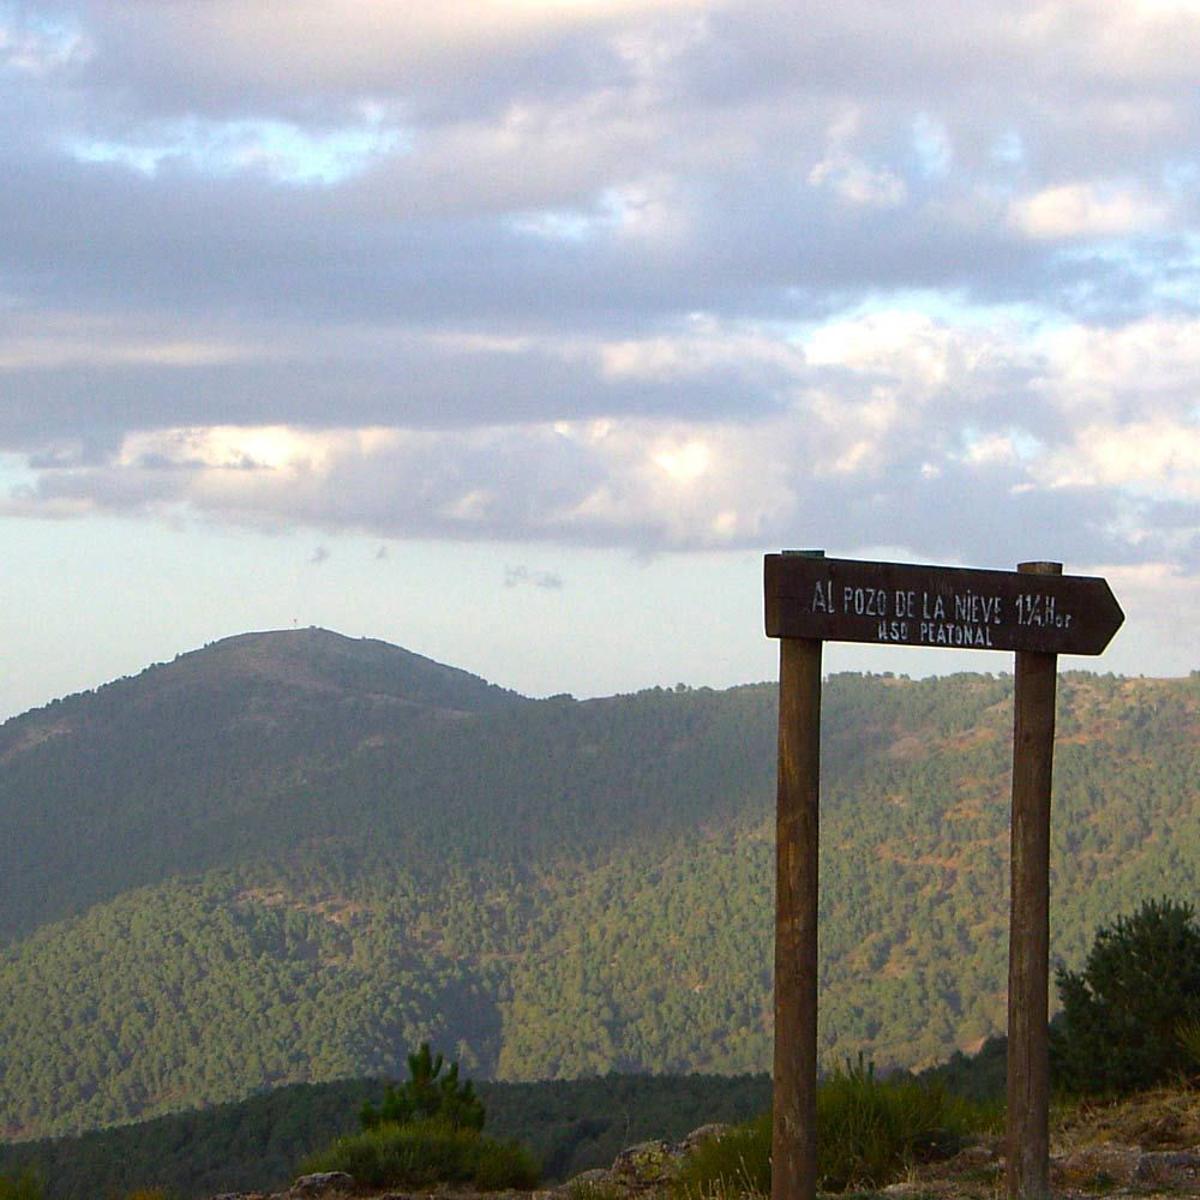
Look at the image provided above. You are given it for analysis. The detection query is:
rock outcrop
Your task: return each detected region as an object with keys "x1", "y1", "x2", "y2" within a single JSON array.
[{"x1": 561, "y1": 1125, "x2": 730, "y2": 1196}]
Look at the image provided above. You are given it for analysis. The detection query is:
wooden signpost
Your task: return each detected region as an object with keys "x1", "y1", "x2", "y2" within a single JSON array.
[{"x1": 764, "y1": 552, "x2": 1124, "y2": 1200}]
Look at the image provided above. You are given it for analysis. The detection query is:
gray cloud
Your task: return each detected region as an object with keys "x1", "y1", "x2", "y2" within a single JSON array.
[
  {"x1": 4, "y1": 0, "x2": 1198, "y2": 337},
  {"x1": 2, "y1": 0, "x2": 1199, "y2": 582},
  {"x1": 504, "y1": 565, "x2": 564, "y2": 590}
]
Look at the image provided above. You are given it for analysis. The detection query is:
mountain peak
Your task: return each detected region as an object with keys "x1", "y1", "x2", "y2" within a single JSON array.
[
  {"x1": 170, "y1": 627, "x2": 524, "y2": 714},
  {"x1": 0, "y1": 627, "x2": 523, "y2": 772}
]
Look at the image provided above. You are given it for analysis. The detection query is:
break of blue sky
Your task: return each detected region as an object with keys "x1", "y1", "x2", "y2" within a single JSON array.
[
  {"x1": 67, "y1": 114, "x2": 407, "y2": 186},
  {"x1": 2, "y1": 0, "x2": 1200, "y2": 716}
]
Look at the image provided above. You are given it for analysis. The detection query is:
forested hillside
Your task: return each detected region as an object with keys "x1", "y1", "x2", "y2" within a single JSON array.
[{"x1": 0, "y1": 630, "x2": 1197, "y2": 1142}]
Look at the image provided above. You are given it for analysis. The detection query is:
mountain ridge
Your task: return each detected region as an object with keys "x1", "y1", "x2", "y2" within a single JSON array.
[{"x1": 0, "y1": 636, "x2": 1196, "y2": 1142}]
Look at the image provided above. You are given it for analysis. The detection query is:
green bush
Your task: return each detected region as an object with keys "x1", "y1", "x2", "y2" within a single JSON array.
[
  {"x1": 675, "y1": 1113, "x2": 771, "y2": 1197},
  {"x1": 816, "y1": 1057, "x2": 977, "y2": 1190},
  {"x1": 473, "y1": 1136, "x2": 542, "y2": 1191},
  {"x1": 301, "y1": 1119, "x2": 539, "y2": 1190},
  {"x1": 675, "y1": 1057, "x2": 987, "y2": 1196},
  {"x1": 1178, "y1": 1017, "x2": 1200, "y2": 1070},
  {"x1": 0, "y1": 1172, "x2": 43, "y2": 1200},
  {"x1": 360, "y1": 1043, "x2": 485, "y2": 1132},
  {"x1": 1052, "y1": 897, "x2": 1200, "y2": 1095}
]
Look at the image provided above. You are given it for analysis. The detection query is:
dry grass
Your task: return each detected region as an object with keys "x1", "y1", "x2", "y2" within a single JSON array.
[{"x1": 1052, "y1": 1085, "x2": 1200, "y2": 1153}]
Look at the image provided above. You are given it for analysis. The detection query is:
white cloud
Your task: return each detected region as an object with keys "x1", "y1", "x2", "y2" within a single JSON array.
[
  {"x1": 808, "y1": 153, "x2": 907, "y2": 208},
  {"x1": 77, "y1": 0, "x2": 710, "y2": 102},
  {"x1": 10, "y1": 297, "x2": 1199, "y2": 577},
  {"x1": 1038, "y1": 421, "x2": 1200, "y2": 498},
  {"x1": 0, "y1": 11, "x2": 90, "y2": 74},
  {"x1": 912, "y1": 112, "x2": 952, "y2": 178},
  {"x1": 652, "y1": 438, "x2": 711, "y2": 481},
  {"x1": 0, "y1": 312, "x2": 263, "y2": 370},
  {"x1": 1036, "y1": 315, "x2": 1200, "y2": 421},
  {"x1": 599, "y1": 319, "x2": 803, "y2": 381},
  {"x1": 807, "y1": 111, "x2": 907, "y2": 208},
  {"x1": 1009, "y1": 182, "x2": 1168, "y2": 239},
  {"x1": 961, "y1": 432, "x2": 1025, "y2": 467},
  {"x1": 1077, "y1": 560, "x2": 1200, "y2": 671}
]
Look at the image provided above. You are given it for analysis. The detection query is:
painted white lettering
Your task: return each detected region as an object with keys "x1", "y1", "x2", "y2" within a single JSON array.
[
  {"x1": 846, "y1": 586, "x2": 888, "y2": 616},
  {"x1": 916, "y1": 619, "x2": 994, "y2": 648}
]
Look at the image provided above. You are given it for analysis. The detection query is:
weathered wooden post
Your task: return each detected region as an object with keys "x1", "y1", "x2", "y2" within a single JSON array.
[
  {"x1": 1007, "y1": 562, "x2": 1060, "y2": 1200},
  {"x1": 765, "y1": 553, "x2": 1123, "y2": 1200},
  {"x1": 773, "y1": 552, "x2": 824, "y2": 1200}
]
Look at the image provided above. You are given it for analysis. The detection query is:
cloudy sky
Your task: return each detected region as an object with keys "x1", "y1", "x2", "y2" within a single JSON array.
[{"x1": 2, "y1": 0, "x2": 1198, "y2": 717}]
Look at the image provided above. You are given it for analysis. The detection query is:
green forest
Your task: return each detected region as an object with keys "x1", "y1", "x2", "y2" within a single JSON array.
[{"x1": 0, "y1": 630, "x2": 1197, "y2": 1144}]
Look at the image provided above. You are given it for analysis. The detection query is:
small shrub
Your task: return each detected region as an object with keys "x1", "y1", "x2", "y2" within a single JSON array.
[
  {"x1": 473, "y1": 1137, "x2": 541, "y2": 1191},
  {"x1": 675, "y1": 1113, "x2": 771, "y2": 1197},
  {"x1": 0, "y1": 1172, "x2": 43, "y2": 1200},
  {"x1": 1178, "y1": 1017, "x2": 1200, "y2": 1070},
  {"x1": 301, "y1": 1119, "x2": 539, "y2": 1191},
  {"x1": 816, "y1": 1056, "x2": 972, "y2": 1191},
  {"x1": 675, "y1": 1056, "x2": 988, "y2": 1197}
]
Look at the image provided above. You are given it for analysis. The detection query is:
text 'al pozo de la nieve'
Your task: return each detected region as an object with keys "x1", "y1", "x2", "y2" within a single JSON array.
[{"x1": 808, "y1": 582, "x2": 1075, "y2": 647}]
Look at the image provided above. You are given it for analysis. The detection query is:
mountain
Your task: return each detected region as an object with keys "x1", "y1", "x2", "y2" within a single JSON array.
[
  {"x1": 0, "y1": 632, "x2": 1197, "y2": 1142},
  {"x1": 0, "y1": 628, "x2": 522, "y2": 937}
]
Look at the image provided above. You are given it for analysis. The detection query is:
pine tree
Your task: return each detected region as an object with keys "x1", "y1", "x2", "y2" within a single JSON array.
[
  {"x1": 1051, "y1": 897, "x2": 1200, "y2": 1094},
  {"x1": 360, "y1": 1043, "x2": 485, "y2": 1131}
]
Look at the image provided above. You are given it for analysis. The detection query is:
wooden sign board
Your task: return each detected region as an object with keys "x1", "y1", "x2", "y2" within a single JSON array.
[
  {"x1": 765, "y1": 555, "x2": 1123, "y2": 656},
  {"x1": 764, "y1": 551, "x2": 1124, "y2": 1200}
]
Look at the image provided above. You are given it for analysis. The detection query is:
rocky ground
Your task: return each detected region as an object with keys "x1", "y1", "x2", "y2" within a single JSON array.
[
  {"x1": 879, "y1": 1087, "x2": 1200, "y2": 1200},
  {"x1": 218, "y1": 1089, "x2": 1200, "y2": 1200}
]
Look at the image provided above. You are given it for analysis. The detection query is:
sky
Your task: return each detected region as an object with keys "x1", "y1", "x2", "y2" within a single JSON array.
[{"x1": 2, "y1": 0, "x2": 1200, "y2": 719}]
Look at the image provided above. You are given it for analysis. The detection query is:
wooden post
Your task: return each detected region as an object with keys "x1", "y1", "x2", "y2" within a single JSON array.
[
  {"x1": 773, "y1": 555, "x2": 823, "y2": 1200},
  {"x1": 1006, "y1": 561, "x2": 1061, "y2": 1200}
]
